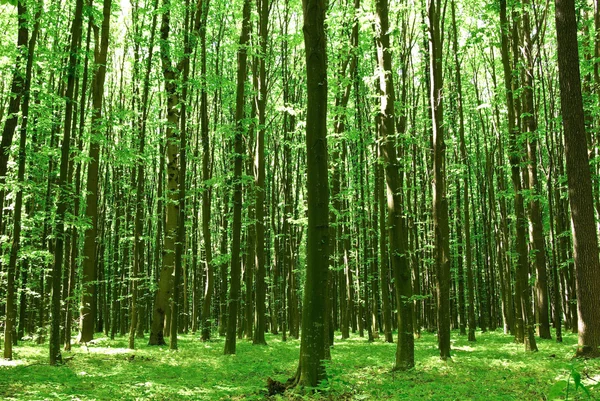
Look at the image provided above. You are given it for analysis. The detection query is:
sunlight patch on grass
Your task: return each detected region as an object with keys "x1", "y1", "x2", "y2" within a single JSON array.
[
  {"x1": 1, "y1": 330, "x2": 599, "y2": 400},
  {"x1": 0, "y1": 359, "x2": 26, "y2": 367}
]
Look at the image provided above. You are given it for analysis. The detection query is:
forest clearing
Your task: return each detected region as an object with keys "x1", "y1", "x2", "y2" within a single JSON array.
[{"x1": 1, "y1": 0, "x2": 600, "y2": 398}]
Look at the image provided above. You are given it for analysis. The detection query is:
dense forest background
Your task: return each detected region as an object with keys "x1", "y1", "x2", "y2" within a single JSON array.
[{"x1": 1, "y1": 0, "x2": 600, "y2": 392}]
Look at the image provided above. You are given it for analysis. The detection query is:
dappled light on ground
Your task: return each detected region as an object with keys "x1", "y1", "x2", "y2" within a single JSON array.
[{"x1": 0, "y1": 330, "x2": 598, "y2": 400}]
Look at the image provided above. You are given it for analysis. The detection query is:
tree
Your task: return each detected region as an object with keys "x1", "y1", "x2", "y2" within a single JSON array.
[
  {"x1": 374, "y1": 0, "x2": 414, "y2": 370},
  {"x1": 128, "y1": 0, "x2": 159, "y2": 350},
  {"x1": 79, "y1": 0, "x2": 112, "y2": 345},
  {"x1": 50, "y1": 0, "x2": 85, "y2": 365},
  {"x1": 428, "y1": 0, "x2": 451, "y2": 360},
  {"x1": 199, "y1": 0, "x2": 212, "y2": 343},
  {"x1": 555, "y1": 0, "x2": 600, "y2": 358},
  {"x1": 0, "y1": 0, "x2": 28, "y2": 233},
  {"x1": 224, "y1": 0, "x2": 251, "y2": 355},
  {"x1": 3, "y1": 0, "x2": 40, "y2": 359},
  {"x1": 149, "y1": 0, "x2": 206, "y2": 346},
  {"x1": 499, "y1": 0, "x2": 538, "y2": 352},
  {"x1": 289, "y1": 0, "x2": 329, "y2": 386},
  {"x1": 521, "y1": 0, "x2": 551, "y2": 340},
  {"x1": 253, "y1": 0, "x2": 270, "y2": 346}
]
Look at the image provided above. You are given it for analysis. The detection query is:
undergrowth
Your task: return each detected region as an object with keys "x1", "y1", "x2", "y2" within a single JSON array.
[{"x1": 0, "y1": 329, "x2": 598, "y2": 400}]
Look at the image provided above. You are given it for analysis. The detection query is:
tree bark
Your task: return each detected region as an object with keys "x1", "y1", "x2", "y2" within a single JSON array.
[
  {"x1": 290, "y1": 0, "x2": 329, "y2": 386},
  {"x1": 224, "y1": 0, "x2": 250, "y2": 355},
  {"x1": 375, "y1": 0, "x2": 414, "y2": 370},
  {"x1": 253, "y1": 0, "x2": 269, "y2": 346},
  {"x1": 79, "y1": 0, "x2": 112, "y2": 345},
  {"x1": 555, "y1": 0, "x2": 600, "y2": 358},
  {"x1": 428, "y1": 0, "x2": 451, "y2": 360},
  {"x1": 4, "y1": 0, "x2": 40, "y2": 359},
  {"x1": 499, "y1": 0, "x2": 538, "y2": 352},
  {"x1": 50, "y1": 0, "x2": 85, "y2": 365}
]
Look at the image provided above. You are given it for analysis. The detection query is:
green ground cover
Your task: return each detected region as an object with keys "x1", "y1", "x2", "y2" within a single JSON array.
[{"x1": 0, "y1": 330, "x2": 598, "y2": 400}]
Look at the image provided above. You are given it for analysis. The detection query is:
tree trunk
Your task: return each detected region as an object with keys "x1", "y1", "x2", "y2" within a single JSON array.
[
  {"x1": 50, "y1": 0, "x2": 85, "y2": 365},
  {"x1": 149, "y1": 0, "x2": 181, "y2": 346},
  {"x1": 79, "y1": 0, "x2": 112, "y2": 345},
  {"x1": 224, "y1": 0, "x2": 250, "y2": 355},
  {"x1": 521, "y1": 0, "x2": 551, "y2": 340},
  {"x1": 290, "y1": 0, "x2": 329, "y2": 386},
  {"x1": 499, "y1": 0, "x2": 538, "y2": 352},
  {"x1": 555, "y1": 0, "x2": 600, "y2": 358},
  {"x1": 375, "y1": 0, "x2": 414, "y2": 370},
  {"x1": 0, "y1": 0, "x2": 28, "y2": 231},
  {"x1": 4, "y1": 0, "x2": 39, "y2": 359},
  {"x1": 253, "y1": 0, "x2": 269, "y2": 346},
  {"x1": 428, "y1": 0, "x2": 451, "y2": 360},
  {"x1": 199, "y1": 0, "x2": 213, "y2": 343}
]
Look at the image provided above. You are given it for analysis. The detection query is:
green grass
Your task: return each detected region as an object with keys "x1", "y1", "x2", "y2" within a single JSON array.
[{"x1": 1, "y1": 330, "x2": 598, "y2": 400}]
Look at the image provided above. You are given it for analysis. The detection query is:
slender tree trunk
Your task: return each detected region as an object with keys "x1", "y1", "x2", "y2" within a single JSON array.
[
  {"x1": 376, "y1": 144, "x2": 393, "y2": 343},
  {"x1": 0, "y1": 0, "x2": 28, "y2": 230},
  {"x1": 224, "y1": 0, "x2": 250, "y2": 355},
  {"x1": 428, "y1": 0, "x2": 451, "y2": 360},
  {"x1": 199, "y1": 0, "x2": 213, "y2": 342},
  {"x1": 521, "y1": 0, "x2": 551, "y2": 340},
  {"x1": 129, "y1": 0, "x2": 158, "y2": 349},
  {"x1": 218, "y1": 192, "x2": 229, "y2": 337},
  {"x1": 79, "y1": 0, "x2": 112, "y2": 345},
  {"x1": 4, "y1": 0, "x2": 40, "y2": 359},
  {"x1": 50, "y1": 0, "x2": 85, "y2": 365},
  {"x1": 149, "y1": 0, "x2": 181, "y2": 346},
  {"x1": 499, "y1": 0, "x2": 537, "y2": 352},
  {"x1": 375, "y1": 0, "x2": 414, "y2": 370},
  {"x1": 253, "y1": 0, "x2": 269, "y2": 346}
]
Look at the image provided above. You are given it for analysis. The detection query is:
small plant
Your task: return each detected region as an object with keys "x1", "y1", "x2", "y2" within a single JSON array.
[{"x1": 566, "y1": 367, "x2": 594, "y2": 400}]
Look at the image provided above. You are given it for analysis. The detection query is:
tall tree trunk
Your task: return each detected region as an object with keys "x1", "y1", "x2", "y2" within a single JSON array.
[
  {"x1": 199, "y1": 0, "x2": 213, "y2": 343},
  {"x1": 253, "y1": 0, "x2": 269, "y2": 346},
  {"x1": 0, "y1": 0, "x2": 28, "y2": 231},
  {"x1": 129, "y1": 0, "x2": 158, "y2": 349},
  {"x1": 149, "y1": 0, "x2": 181, "y2": 346},
  {"x1": 428, "y1": 0, "x2": 451, "y2": 360},
  {"x1": 50, "y1": 0, "x2": 85, "y2": 365},
  {"x1": 555, "y1": 0, "x2": 600, "y2": 358},
  {"x1": 375, "y1": 0, "x2": 414, "y2": 370},
  {"x1": 224, "y1": 0, "x2": 250, "y2": 355},
  {"x1": 450, "y1": 0, "x2": 470, "y2": 339},
  {"x1": 290, "y1": 0, "x2": 329, "y2": 387},
  {"x1": 499, "y1": 0, "x2": 538, "y2": 352},
  {"x1": 521, "y1": 0, "x2": 551, "y2": 340},
  {"x1": 79, "y1": 0, "x2": 112, "y2": 345},
  {"x1": 4, "y1": 0, "x2": 40, "y2": 359}
]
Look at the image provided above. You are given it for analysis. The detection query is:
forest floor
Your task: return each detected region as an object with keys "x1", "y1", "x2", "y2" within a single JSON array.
[{"x1": 0, "y1": 329, "x2": 599, "y2": 400}]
